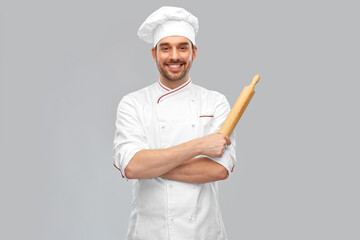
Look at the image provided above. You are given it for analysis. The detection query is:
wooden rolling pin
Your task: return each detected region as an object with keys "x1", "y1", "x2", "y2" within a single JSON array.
[{"x1": 218, "y1": 74, "x2": 260, "y2": 137}]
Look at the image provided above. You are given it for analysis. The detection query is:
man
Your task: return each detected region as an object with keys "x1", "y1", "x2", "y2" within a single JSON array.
[{"x1": 113, "y1": 6, "x2": 236, "y2": 240}]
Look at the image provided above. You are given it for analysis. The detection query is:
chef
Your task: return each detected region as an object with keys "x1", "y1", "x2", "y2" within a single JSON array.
[{"x1": 113, "y1": 6, "x2": 236, "y2": 240}]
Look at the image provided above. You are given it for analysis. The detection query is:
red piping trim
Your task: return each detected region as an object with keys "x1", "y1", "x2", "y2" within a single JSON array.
[
  {"x1": 231, "y1": 165, "x2": 235, "y2": 172},
  {"x1": 199, "y1": 115, "x2": 214, "y2": 118},
  {"x1": 113, "y1": 163, "x2": 125, "y2": 178},
  {"x1": 157, "y1": 80, "x2": 191, "y2": 103},
  {"x1": 158, "y1": 81, "x2": 170, "y2": 91}
]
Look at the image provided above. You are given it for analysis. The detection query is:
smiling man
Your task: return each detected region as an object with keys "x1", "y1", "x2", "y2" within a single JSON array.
[
  {"x1": 153, "y1": 37, "x2": 196, "y2": 85},
  {"x1": 113, "y1": 6, "x2": 236, "y2": 240}
]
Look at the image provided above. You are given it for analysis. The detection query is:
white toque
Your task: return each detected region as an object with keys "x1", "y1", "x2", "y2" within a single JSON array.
[{"x1": 137, "y1": 6, "x2": 199, "y2": 46}]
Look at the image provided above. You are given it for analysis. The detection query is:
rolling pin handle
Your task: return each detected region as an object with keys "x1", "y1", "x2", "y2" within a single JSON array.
[{"x1": 250, "y1": 74, "x2": 260, "y2": 89}]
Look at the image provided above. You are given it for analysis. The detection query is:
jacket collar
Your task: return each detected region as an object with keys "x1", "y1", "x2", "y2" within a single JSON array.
[{"x1": 157, "y1": 78, "x2": 192, "y2": 103}]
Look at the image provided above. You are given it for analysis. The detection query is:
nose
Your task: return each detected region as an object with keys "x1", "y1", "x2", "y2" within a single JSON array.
[{"x1": 170, "y1": 49, "x2": 180, "y2": 61}]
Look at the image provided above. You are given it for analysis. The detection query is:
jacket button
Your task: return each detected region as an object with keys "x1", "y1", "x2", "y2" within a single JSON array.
[{"x1": 192, "y1": 124, "x2": 195, "y2": 128}]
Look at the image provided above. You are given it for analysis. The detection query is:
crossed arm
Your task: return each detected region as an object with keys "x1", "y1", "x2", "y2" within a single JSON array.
[
  {"x1": 124, "y1": 133, "x2": 231, "y2": 183},
  {"x1": 159, "y1": 156, "x2": 229, "y2": 183}
]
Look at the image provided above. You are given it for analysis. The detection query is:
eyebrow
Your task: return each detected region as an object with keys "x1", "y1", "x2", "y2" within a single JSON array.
[
  {"x1": 158, "y1": 42, "x2": 191, "y2": 47},
  {"x1": 158, "y1": 43, "x2": 169, "y2": 47},
  {"x1": 178, "y1": 42, "x2": 191, "y2": 46}
]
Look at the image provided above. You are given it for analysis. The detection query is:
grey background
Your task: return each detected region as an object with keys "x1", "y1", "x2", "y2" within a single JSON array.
[{"x1": 1, "y1": 0, "x2": 359, "y2": 239}]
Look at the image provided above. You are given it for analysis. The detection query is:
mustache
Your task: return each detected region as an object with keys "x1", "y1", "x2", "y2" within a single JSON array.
[{"x1": 166, "y1": 61, "x2": 185, "y2": 64}]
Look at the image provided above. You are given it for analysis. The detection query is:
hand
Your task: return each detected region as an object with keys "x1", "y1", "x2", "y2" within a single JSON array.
[{"x1": 198, "y1": 133, "x2": 231, "y2": 158}]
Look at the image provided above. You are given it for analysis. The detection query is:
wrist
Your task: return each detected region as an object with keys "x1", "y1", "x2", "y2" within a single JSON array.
[{"x1": 191, "y1": 137, "x2": 204, "y2": 156}]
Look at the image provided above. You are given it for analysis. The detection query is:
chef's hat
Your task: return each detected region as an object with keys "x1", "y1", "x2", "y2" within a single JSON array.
[{"x1": 137, "y1": 6, "x2": 199, "y2": 47}]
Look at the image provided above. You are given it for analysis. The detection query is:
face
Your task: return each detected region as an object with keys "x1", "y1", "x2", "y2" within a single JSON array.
[{"x1": 151, "y1": 36, "x2": 197, "y2": 83}]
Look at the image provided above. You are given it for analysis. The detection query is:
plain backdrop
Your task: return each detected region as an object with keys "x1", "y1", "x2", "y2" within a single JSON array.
[{"x1": 1, "y1": 0, "x2": 359, "y2": 239}]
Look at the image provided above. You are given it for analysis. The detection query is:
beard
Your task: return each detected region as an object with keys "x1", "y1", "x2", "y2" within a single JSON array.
[
  {"x1": 156, "y1": 55, "x2": 193, "y2": 82},
  {"x1": 157, "y1": 64, "x2": 190, "y2": 82}
]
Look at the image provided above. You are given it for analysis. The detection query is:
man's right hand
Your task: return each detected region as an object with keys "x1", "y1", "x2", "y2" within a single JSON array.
[{"x1": 198, "y1": 133, "x2": 231, "y2": 158}]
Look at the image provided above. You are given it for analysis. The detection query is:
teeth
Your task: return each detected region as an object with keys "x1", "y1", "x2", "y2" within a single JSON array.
[{"x1": 168, "y1": 64, "x2": 181, "y2": 68}]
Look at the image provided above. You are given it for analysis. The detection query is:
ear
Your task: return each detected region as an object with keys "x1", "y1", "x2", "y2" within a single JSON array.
[
  {"x1": 192, "y1": 45, "x2": 198, "y2": 61},
  {"x1": 151, "y1": 47, "x2": 157, "y2": 62}
]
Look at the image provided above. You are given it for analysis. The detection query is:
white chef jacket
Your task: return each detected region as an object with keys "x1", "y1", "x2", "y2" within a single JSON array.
[{"x1": 113, "y1": 78, "x2": 236, "y2": 240}]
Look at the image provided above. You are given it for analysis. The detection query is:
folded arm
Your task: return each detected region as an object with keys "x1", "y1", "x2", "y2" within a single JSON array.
[
  {"x1": 125, "y1": 133, "x2": 231, "y2": 180},
  {"x1": 160, "y1": 157, "x2": 228, "y2": 183}
]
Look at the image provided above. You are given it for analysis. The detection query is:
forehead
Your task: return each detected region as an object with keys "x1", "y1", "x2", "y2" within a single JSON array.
[{"x1": 157, "y1": 36, "x2": 192, "y2": 46}]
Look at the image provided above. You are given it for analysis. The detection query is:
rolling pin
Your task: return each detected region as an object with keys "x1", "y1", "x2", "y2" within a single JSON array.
[{"x1": 218, "y1": 74, "x2": 260, "y2": 137}]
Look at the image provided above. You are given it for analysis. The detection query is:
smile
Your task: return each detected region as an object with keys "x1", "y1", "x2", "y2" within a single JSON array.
[{"x1": 167, "y1": 64, "x2": 183, "y2": 70}]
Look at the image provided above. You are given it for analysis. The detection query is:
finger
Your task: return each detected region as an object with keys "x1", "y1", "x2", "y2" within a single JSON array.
[
  {"x1": 217, "y1": 133, "x2": 230, "y2": 144},
  {"x1": 224, "y1": 136, "x2": 231, "y2": 145}
]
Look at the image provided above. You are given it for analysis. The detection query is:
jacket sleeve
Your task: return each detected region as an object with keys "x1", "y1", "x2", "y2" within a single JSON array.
[
  {"x1": 113, "y1": 95, "x2": 149, "y2": 178},
  {"x1": 207, "y1": 94, "x2": 237, "y2": 176}
]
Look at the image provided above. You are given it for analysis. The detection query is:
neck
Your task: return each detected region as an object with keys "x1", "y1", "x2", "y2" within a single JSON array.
[{"x1": 159, "y1": 75, "x2": 190, "y2": 89}]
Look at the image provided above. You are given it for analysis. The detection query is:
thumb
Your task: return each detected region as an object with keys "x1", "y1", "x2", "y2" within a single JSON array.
[{"x1": 225, "y1": 136, "x2": 231, "y2": 145}]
